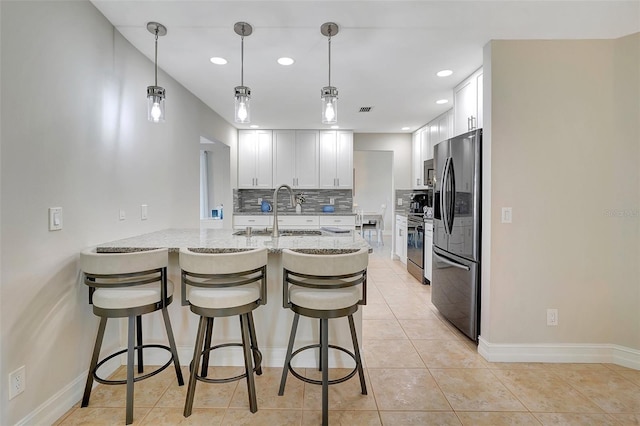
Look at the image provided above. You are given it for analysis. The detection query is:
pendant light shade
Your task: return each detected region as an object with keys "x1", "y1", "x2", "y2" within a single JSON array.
[
  {"x1": 320, "y1": 22, "x2": 339, "y2": 124},
  {"x1": 234, "y1": 22, "x2": 252, "y2": 124},
  {"x1": 146, "y1": 22, "x2": 167, "y2": 123}
]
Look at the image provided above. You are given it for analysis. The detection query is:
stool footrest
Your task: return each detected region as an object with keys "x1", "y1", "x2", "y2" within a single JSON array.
[
  {"x1": 93, "y1": 344, "x2": 175, "y2": 386},
  {"x1": 287, "y1": 343, "x2": 358, "y2": 386},
  {"x1": 193, "y1": 343, "x2": 263, "y2": 384}
]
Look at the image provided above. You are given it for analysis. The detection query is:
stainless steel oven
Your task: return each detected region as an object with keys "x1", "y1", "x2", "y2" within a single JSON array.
[{"x1": 406, "y1": 214, "x2": 426, "y2": 283}]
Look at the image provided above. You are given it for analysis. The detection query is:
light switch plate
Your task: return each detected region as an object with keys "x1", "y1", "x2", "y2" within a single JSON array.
[
  {"x1": 501, "y1": 207, "x2": 512, "y2": 223},
  {"x1": 141, "y1": 204, "x2": 148, "y2": 220},
  {"x1": 119, "y1": 209, "x2": 126, "y2": 221},
  {"x1": 48, "y1": 207, "x2": 63, "y2": 231},
  {"x1": 397, "y1": 198, "x2": 403, "y2": 206}
]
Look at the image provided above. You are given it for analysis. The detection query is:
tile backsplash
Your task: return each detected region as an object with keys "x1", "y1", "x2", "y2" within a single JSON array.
[{"x1": 234, "y1": 189, "x2": 353, "y2": 213}]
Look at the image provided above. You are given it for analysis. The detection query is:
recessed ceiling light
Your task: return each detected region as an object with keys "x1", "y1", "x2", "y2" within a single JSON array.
[
  {"x1": 210, "y1": 57, "x2": 228, "y2": 65},
  {"x1": 331, "y1": 125, "x2": 339, "y2": 129},
  {"x1": 436, "y1": 69, "x2": 453, "y2": 77},
  {"x1": 436, "y1": 99, "x2": 449, "y2": 105},
  {"x1": 250, "y1": 124, "x2": 259, "y2": 128},
  {"x1": 401, "y1": 127, "x2": 410, "y2": 131},
  {"x1": 277, "y1": 57, "x2": 295, "y2": 66}
]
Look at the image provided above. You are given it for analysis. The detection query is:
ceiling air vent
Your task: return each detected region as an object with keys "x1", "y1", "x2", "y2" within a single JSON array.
[{"x1": 358, "y1": 106, "x2": 373, "y2": 113}]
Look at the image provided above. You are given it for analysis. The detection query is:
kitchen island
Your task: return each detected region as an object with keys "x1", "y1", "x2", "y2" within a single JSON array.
[{"x1": 96, "y1": 228, "x2": 371, "y2": 368}]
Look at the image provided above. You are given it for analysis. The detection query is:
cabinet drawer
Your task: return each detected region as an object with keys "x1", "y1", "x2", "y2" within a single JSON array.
[
  {"x1": 233, "y1": 216, "x2": 271, "y2": 228},
  {"x1": 319, "y1": 215, "x2": 356, "y2": 227},
  {"x1": 276, "y1": 215, "x2": 319, "y2": 228}
]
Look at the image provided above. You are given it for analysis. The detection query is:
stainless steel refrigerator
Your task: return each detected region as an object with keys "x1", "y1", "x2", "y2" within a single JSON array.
[{"x1": 432, "y1": 129, "x2": 482, "y2": 342}]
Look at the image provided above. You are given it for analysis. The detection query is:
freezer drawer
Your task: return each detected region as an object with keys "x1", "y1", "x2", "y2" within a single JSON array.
[{"x1": 431, "y1": 245, "x2": 479, "y2": 342}]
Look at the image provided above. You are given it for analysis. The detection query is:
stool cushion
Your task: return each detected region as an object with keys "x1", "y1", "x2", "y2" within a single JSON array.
[
  {"x1": 290, "y1": 284, "x2": 361, "y2": 311},
  {"x1": 188, "y1": 282, "x2": 261, "y2": 309},
  {"x1": 93, "y1": 280, "x2": 174, "y2": 310}
]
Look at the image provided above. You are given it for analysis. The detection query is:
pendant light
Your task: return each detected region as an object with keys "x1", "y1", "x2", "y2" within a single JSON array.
[
  {"x1": 234, "y1": 22, "x2": 252, "y2": 124},
  {"x1": 146, "y1": 22, "x2": 167, "y2": 123},
  {"x1": 320, "y1": 22, "x2": 339, "y2": 124}
]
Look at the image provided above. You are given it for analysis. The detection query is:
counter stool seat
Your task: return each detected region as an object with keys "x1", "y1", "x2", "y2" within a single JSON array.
[
  {"x1": 80, "y1": 247, "x2": 183, "y2": 425},
  {"x1": 279, "y1": 248, "x2": 369, "y2": 426},
  {"x1": 180, "y1": 247, "x2": 268, "y2": 417}
]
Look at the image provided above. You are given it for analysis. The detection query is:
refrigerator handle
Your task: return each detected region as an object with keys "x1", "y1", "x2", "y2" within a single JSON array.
[
  {"x1": 434, "y1": 251, "x2": 470, "y2": 271},
  {"x1": 440, "y1": 157, "x2": 450, "y2": 234},
  {"x1": 448, "y1": 158, "x2": 456, "y2": 235}
]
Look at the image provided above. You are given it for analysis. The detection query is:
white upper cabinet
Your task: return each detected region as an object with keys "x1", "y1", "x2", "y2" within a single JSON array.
[
  {"x1": 319, "y1": 130, "x2": 353, "y2": 189},
  {"x1": 273, "y1": 130, "x2": 319, "y2": 189},
  {"x1": 453, "y1": 67, "x2": 483, "y2": 137},
  {"x1": 412, "y1": 129, "x2": 424, "y2": 188},
  {"x1": 238, "y1": 130, "x2": 273, "y2": 189}
]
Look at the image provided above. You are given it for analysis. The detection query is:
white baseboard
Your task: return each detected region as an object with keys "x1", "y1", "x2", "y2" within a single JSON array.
[
  {"x1": 478, "y1": 337, "x2": 640, "y2": 370},
  {"x1": 15, "y1": 356, "x2": 120, "y2": 426}
]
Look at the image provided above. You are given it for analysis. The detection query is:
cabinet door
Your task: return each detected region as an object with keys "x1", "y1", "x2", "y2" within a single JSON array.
[
  {"x1": 295, "y1": 130, "x2": 319, "y2": 188},
  {"x1": 319, "y1": 130, "x2": 337, "y2": 188},
  {"x1": 395, "y1": 217, "x2": 404, "y2": 259},
  {"x1": 273, "y1": 130, "x2": 296, "y2": 187},
  {"x1": 254, "y1": 130, "x2": 273, "y2": 188},
  {"x1": 422, "y1": 125, "x2": 432, "y2": 163},
  {"x1": 335, "y1": 131, "x2": 353, "y2": 188},
  {"x1": 454, "y1": 78, "x2": 476, "y2": 136},
  {"x1": 238, "y1": 131, "x2": 257, "y2": 188},
  {"x1": 412, "y1": 129, "x2": 423, "y2": 188}
]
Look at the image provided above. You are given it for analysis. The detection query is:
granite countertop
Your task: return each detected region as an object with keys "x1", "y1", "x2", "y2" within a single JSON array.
[{"x1": 97, "y1": 228, "x2": 371, "y2": 254}]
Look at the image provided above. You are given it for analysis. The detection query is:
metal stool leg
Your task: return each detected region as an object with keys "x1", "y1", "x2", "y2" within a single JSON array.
[
  {"x1": 126, "y1": 316, "x2": 135, "y2": 425},
  {"x1": 240, "y1": 313, "x2": 258, "y2": 413},
  {"x1": 247, "y1": 312, "x2": 262, "y2": 376},
  {"x1": 184, "y1": 316, "x2": 207, "y2": 418},
  {"x1": 320, "y1": 318, "x2": 329, "y2": 426},
  {"x1": 348, "y1": 314, "x2": 367, "y2": 395},
  {"x1": 161, "y1": 306, "x2": 184, "y2": 386},
  {"x1": 318, "y1": 319, "x2": 324, "y2": 371},
  {"x1": 82, "y1": 317, "x2": 107, "y2": 407},
  {"x1": 201, "y1": 317, "x2": 214, "y2": 377},
  {"x1": 136, "y1": 315, "x2": 143, "y2": 374},
  {"x1": 278, "y1": 313, "x2": 300, "y2": 395}
]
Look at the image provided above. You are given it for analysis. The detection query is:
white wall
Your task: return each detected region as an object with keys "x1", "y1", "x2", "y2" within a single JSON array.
[
  {"x1": 0, "y1": 1, "x2": 237, "y2": 424},
  {"x1": 482, "y1": 35, "x2": 639, "y2": 356},
  {"x1": 353, "y1": 151, "x2": 393, "y2": 232},
  {"x1": 353, "y1": 133, "x2": 412, "y2": 190}
]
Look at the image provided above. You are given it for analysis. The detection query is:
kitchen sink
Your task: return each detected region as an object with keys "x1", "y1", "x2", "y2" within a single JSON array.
[{"x1": 233, "y1": 229, "x2": 322, "y2": 236}]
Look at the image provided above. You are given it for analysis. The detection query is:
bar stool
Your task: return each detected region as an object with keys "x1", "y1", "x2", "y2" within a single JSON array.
[
  {"x1": 278, "y1": 248, "x2": 369, "y2": 426},
  {"x1": 79, "y1": 247, "x2": 184, "y2": 425},
  {"x1": 179, "y1": 247, "x2": 268, "y2": 417}
]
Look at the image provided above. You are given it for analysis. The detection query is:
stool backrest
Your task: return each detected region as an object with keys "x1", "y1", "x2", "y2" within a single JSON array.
[
  {"x1": 179, "y1": 247, "x2": 268, "y2": 307},
  {"x1": 282, "y1": 248, "x2": 369, "y2": 309},
  {"x1": 80, "y1": 247, "x2": 169, "y2": 305}
]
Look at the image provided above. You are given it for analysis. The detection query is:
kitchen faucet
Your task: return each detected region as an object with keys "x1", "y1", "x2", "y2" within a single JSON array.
[{"x1": 272, "y1": 184, "x2": 296, "y2": 238}]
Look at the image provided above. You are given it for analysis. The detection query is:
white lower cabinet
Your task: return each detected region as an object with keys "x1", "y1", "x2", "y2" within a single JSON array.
[
  {"x1": 424, "y1": 222, "x2": 433, "y2": 282},
  {"x1": 233, "y1": 215, "x2": 355, "y2": 230},
  {"x1": 395, "y1": 214, "x2": 407, "y2": 264},
  {"x1": 319, "y1": 215, "x2": 356, "y2": 230}
]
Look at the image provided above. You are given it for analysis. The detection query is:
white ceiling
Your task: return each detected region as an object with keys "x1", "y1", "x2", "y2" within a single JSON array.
[{"x1": 91, "y1": 1, "x2": 639, "y2": 133}]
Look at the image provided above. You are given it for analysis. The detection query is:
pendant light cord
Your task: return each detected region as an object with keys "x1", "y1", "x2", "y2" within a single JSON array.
[
  {"x1": 154, "y1": 29, "x2": 159, "y2": 86},
  {"x1": 241, "y1": 32, "x2": 244, "y2": 86},
  {"x1": 327, "y1": 31, "x2": 332, "y2": 87}
]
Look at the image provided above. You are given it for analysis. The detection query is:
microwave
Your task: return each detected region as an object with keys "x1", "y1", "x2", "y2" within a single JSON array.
[{"x1": 423, "y1": 159, "x2": 434, "y2": 187}]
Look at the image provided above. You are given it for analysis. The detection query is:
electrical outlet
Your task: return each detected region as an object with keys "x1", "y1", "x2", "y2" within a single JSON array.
[
  {"x1": 119, "y1": 209, "x2": 126, "y2": 221},
  {"x1": 547, "y1": 308, "x2": 558, "y2": 326},
  {"x1": 141, "y1": 204, "x2": 148, "y2": 220},
  {"x1": 397, "y1": 198, "x2": 403, "y2": 206},
  {"x1": 258, "y1": 198, "x2": 262, "y2": 205},
  {"x1": 9, "y1": 366, "x2": 25, "y2": 400},
  {"x1": 329, "y1": 197, "x2": 335, "y2": 205}
]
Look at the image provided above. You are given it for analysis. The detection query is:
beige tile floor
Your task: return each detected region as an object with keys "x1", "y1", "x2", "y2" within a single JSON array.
[{"x1": 55, "y1": 238, "x2": 640, "y2": 425}]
